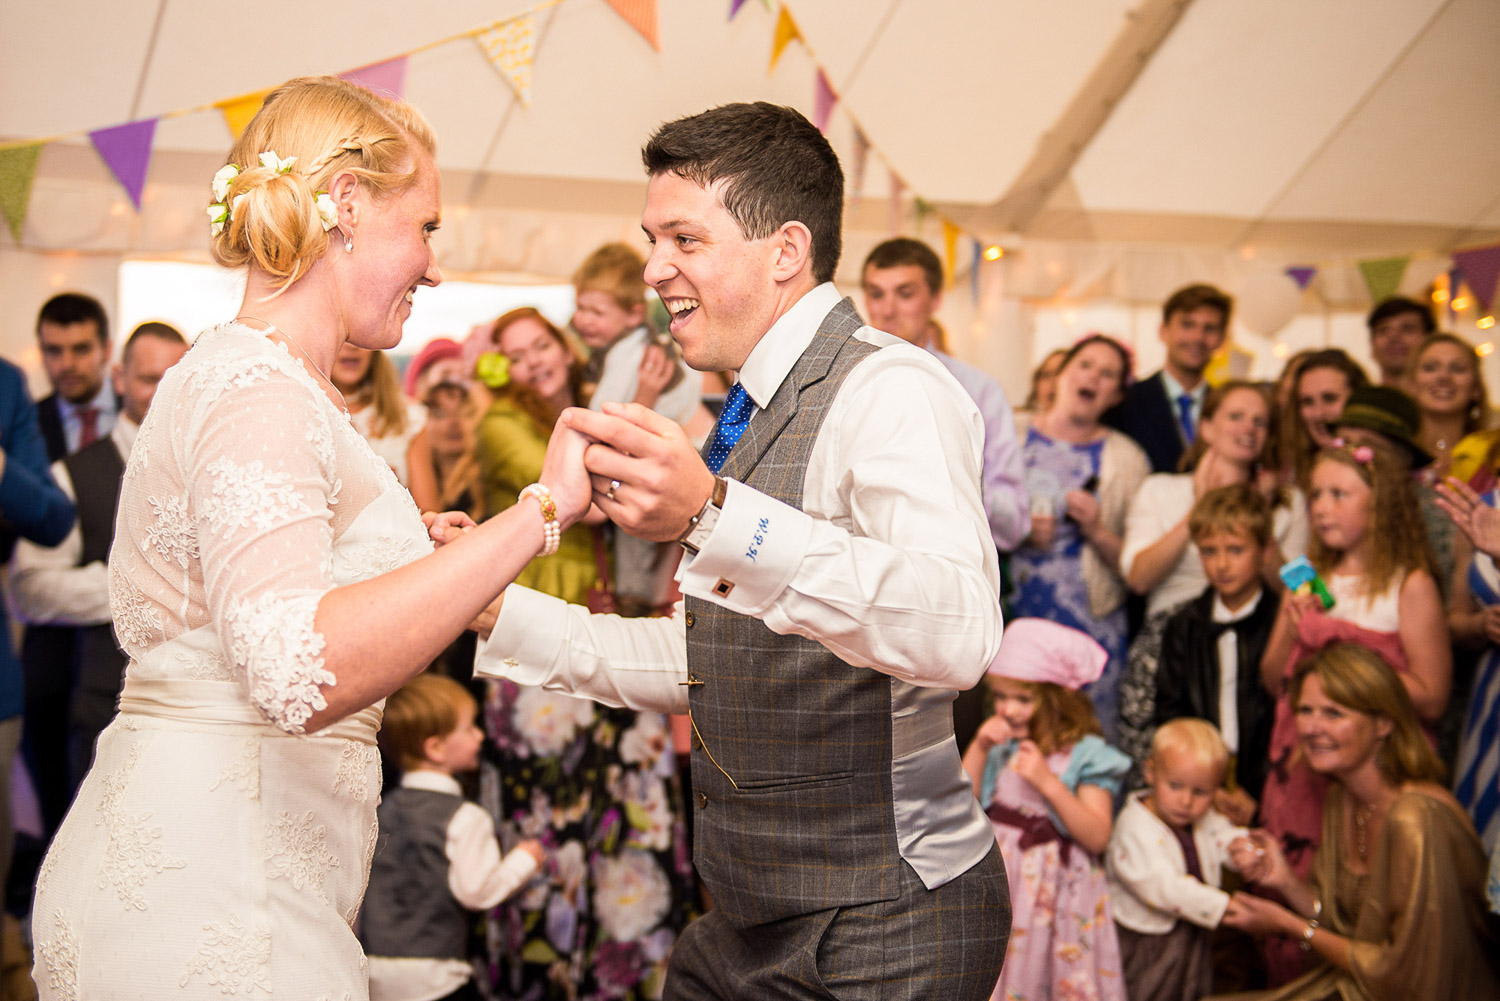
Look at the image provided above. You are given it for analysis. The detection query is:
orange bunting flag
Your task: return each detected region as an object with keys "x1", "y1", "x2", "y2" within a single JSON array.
[
  {"x1": 942, "y1": 219, "x2": 961, "y2": 289},
  {"x1": 476, "y1": 14, "x2": 537, "y2": 106},
  {"x1": 605, "y1": 0, "x2": 660, "y2": 51},
  {"x1": 770, "y1": 7, "x2": 800, "y2": 72},
  {"x1": 0, "y1": 143, "x2": 43, "y2": 243},
  {"x1": 218, "y1": 92, "x2": 269, "y2": 141}
]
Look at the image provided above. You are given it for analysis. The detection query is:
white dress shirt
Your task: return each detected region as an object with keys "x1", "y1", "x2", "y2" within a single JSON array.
[
  {"x1": 9, "y1": 417, "x2": 137, "y2": 626},
  {"x1": 1212, "y1": 589, "x2": 1263, "y2": 753},
  {"x1": 476, "y1": 281, "x2": 1002, "y2": 713},
  {"x1": 367, "y1": 770, "x2": 539, "y2": 1001}
]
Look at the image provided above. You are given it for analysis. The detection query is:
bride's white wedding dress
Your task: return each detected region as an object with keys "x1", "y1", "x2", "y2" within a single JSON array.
[{"x1": 33, "y1": 323, "x2": 433, "y2": 1000}]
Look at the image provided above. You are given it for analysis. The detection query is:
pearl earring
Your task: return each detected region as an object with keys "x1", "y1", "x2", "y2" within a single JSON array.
[{"x1": 344, "y1": 234, "x2": 353, "y2": 254}]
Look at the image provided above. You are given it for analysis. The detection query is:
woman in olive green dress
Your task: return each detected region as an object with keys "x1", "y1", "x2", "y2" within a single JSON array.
[{"x1": 1216, "y1": 643, "x2": 1499, "y2": 1000}]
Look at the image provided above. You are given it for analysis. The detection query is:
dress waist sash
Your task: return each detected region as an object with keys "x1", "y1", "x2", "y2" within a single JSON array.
[{"x1": 119, "y1": 676, "x2": 382, "y2": 746}]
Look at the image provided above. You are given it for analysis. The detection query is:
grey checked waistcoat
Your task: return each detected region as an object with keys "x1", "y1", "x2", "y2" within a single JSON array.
[{"x1": 685, "y1": 297, "x2": 906, "y2": 928}]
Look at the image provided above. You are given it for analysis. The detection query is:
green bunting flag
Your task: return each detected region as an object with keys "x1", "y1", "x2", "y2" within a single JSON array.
[{"x1": 0, "y1": 143, "x2": 43, "y2": 242}]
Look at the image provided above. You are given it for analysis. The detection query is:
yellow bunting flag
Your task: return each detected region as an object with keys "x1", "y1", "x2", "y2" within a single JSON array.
[
  {"x1": 476, "y1": 14, "x2": 537, "y2": 106},
  {"x1": 0, "y1": 142, "x2": 43, "y2": 242},
  {"x1": 218, "y1": 92, "x2": 269, "y2": 140},
  {"x1": 942, "y1": 219, "x2": 961, "y2": 289},
  {"x1": 604, "y1": 0, "x2": 660, "y2": 51},
  {"x1": 1358, "y1": 255, "x2": 1411, "y2": 304},
  {"x1": 770, "y1": 7, "x2": 800, "y2": 72}
]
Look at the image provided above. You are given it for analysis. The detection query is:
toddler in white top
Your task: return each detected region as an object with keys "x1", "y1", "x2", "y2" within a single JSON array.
[{"x1": 1106, "y1": 718, "x2": 1250, "y2": 1001}]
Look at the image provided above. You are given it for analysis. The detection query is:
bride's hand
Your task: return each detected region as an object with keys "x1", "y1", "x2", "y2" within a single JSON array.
[
  {"x1": 423, "y1": 510, "x2": 477, "y2": 546},
  {"x1": 540, "y1": 414, "x2": 595, "y2": 529}
]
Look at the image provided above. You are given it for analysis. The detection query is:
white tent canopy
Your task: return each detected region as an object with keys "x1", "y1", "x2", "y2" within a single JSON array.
[{"x1": 3, "y1": 0, "x2": 1497, "y2": 392}]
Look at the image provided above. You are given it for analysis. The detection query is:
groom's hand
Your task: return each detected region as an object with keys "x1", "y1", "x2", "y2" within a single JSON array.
[{"x1": 563, "y1": 403, "x2": 715, "y2": 543}]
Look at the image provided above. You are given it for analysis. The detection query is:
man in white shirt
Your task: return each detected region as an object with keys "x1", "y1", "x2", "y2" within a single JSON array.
[
  {"x1": 475, "y1": 103, "x2": 1009, "y2": 999},
  {"x1": 12, "y1": 323, "x2": 187, "y2": 816}
]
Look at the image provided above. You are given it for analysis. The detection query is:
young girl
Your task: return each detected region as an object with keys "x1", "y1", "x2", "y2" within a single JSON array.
[
  {"x1": 1257, "y1": 439, "x2": 1451, "y2": 981},
  {"x1": 962, "y1": 618, "x2": 1131, "y2": 1001}
]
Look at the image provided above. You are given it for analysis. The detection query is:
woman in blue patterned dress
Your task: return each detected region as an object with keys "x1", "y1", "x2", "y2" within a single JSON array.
[{"x1": 1013, "y1": 335, "x2": 1150, "y2": 741}]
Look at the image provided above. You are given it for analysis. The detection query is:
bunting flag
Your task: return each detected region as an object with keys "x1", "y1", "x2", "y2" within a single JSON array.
[
  {"x1": 1453, "y1": 243, "x2": 1500, "y2": 313},
  {"x1": 605, "y1": 0, "x2": 659, "y2": 51},
  {"x1": 888, "y1": 173, "x2": 903, "y2": 235},
  {"x1": 942, "y1": 218, "x2": 960, "y2": 288},
  {"x1": 813, "y1": 70, "x2": 837, "y2": 134},
  {"x1": 218, "y1": 92, "x2": 268, "y2": 140},
  {"x1": 914, "y1": 197, "x2": 932, "y2": 234},
  {"x1": 340, "y1": 56, "x2": 409, "y2": 99},
  {"x1": 971, "y1": 240, "x2": 982, "y2": 306},
  {"x1": 1357, "y1": 255, "x2": 1410, "y2": 304},
  {"x1": 1286, "y1": 266, "x2": 1317, "y2": 290},
  {"x1": 770, "y1": 6, "x2": 800, "y2": 71},
  {"x1": 849, "y1": 125, "x2": 869, "y2": 205},
  {"x1": 729, "y1": 0, "x2": 750, "y2": 18},
  {"x1": 89, "y1": 118, "x2": 157, "y2": 210},
  {"x1": 0, "y1": 142, "x2": 43, "y2": 242},
  {"x1": 476, "y1": 14, "x2": 537, "y2": 106}
]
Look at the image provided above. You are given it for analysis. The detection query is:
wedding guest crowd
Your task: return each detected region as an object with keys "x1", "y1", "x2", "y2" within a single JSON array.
[{"x1": 9, "y1": 244, "x2": 1500, "y2": 1001}]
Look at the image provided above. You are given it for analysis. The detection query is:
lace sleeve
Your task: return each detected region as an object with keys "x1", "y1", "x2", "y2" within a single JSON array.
[{"x1": 184, "y1": 359, "x2": 339, "y2": 733}]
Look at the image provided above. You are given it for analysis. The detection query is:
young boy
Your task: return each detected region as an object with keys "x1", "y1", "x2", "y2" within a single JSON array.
[
  {"x1": 362, "y1": 675, "x2": 543, "y2": 1001},
  {"x1": 1107, "y1": 718, "x2": 1249, "y2": 1001},
  {"x1": 1153, "y1": 483, "x2": 1279, "y2": 825}
]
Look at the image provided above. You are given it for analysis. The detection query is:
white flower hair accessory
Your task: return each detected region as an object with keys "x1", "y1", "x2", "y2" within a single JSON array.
[
  {"x1": 258, "y1": 150, "x2": 297, "y2": 174},
  {"x1": 211, "y1": 164, "x2": 238, "y2": 202},
  {"x1": 207, "y1": 203, "x2": 228, "y2": 237},
  {"x1": 314, "y1": 192, "x2": 338, "y2": 232}
]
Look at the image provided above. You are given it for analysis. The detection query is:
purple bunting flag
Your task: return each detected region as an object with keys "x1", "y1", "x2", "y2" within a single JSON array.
[
  {"x1": 1453, "y1": 243, "x2": 1500, "y2": 314},
  {"x1": 340, "y1": 56, "x2": 409, "y2": 99},
  {"x1": 88, "y1": 119, "x2": 157, "y2": 210},
  {"x1": 814, "y1": 70, "x2": 837, "y2": 134},
  {"x1": 729, "y1": 0, "x2": 749, "y2": 19},
  {"x1": 1285, "y1": 266, "x2": 1317, "y2": 291}
]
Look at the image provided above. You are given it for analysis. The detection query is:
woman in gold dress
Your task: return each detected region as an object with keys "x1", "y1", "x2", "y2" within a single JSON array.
[{"x1": 1217, "y1": 643, "x2": 1499, "y2": 999}]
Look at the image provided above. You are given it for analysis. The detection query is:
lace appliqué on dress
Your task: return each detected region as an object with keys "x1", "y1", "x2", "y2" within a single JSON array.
[
  {"x1": 265, "y1": 810, "x2": 341, "y2": 903},
  {"x1": 179, "y1": 912, "x2": 272, "y2": 994},
  {"x1": 110, "y1": 562, "x2": 163, "y2": 653},
  {"x1": 35, "y1": 909, "x2": 79, "y2": 1001},
  {"x1": 333, "y1": 534, "x2": 428, "y2": 581},
  {"x1": 144, "y1": 493, "x2": 198, "y2": 568},
  {"x1": 344, "y1": 817, "x2": 380, "y2": 928},
  {"x1": 96, "y1": 743, "x2": 186, "y2": 910},
  {"x1": 200, "y1": 456, "x2": 313, "y2": 538},
  {"x1": 223, "y1": 591, "x2": 332, "y2": 733},
  {"x1": 180, "y1": 647, "x2": 236, "y2": 682},
  {"x1": 331, "y1": 742, "x2": 378, "y2": 803},
  {"x1": 209, "y1": 740, "x2": 260, "y2": 800}
]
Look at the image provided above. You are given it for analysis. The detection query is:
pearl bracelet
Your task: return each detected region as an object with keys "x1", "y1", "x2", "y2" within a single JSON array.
[{"x1": 519, "y1": 483, "x2": 560, "y2": 556}]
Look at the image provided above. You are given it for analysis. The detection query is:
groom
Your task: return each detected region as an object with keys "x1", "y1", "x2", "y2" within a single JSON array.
[{"x1": 476, "y1": 102, "x2": 1010, "y2": 999}]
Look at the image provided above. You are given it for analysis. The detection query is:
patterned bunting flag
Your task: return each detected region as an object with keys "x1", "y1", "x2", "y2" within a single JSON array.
[
  {"x1": 770, "y1": 7, "x2": 800, "y2": 71},
  {"x1": 476, "y1": 14, "x2": 537, "y2": 106},
  {"x1": 89, "y1": 119, "x2": 157, "y2": 210},
  {"x1": 1453, "y1": 243, "x2": 1500, "y2": 314},
  {"x1": 605, "y1": 0, "x2": 659, "y2": 51},
  {"x1": 340, "y1": 56, "x2": 408, "y2": 100},
  {"x1": 1357, "y1": 255, "x2": 1410, "y2": 304},
  {"x1": 218, "y1": 92, "x2": 268, "y2": 140},
  {"x1": 0, "y1": 143, "x2": 43, "y2": 242},
  {"x1": 813, "y1": 70, "x2": 837, "y2": 134},
  {"x1": 1285, "y1": 266, "x2": 1317, "y2": 290},
  {"x1": 942, "y1": 219, "x2": 960, "y2": 289}
]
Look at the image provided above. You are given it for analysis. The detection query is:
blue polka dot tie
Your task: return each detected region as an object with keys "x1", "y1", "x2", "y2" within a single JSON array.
[{"x1": 706, "y1": 382, "x2": 753, "y2": 473}]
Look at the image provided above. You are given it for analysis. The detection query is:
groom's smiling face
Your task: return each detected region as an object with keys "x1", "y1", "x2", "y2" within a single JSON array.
[{"x1": 640, "y1": 171, "x2": 780, "y2": 375}]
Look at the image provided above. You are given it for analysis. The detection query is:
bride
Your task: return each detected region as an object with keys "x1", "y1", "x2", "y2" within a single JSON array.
[{"x1": 31, "y1": 76, "x2": 591, "y2": 998}]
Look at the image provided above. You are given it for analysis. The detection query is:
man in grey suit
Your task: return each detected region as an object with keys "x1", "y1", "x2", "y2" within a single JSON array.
[{"x1": 474, "y1": 103, "x2": 1009, "y2": 999}]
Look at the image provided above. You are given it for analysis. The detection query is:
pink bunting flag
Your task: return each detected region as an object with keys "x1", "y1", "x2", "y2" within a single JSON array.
[
  {"x1": 1453, "y1": 243, "x2": 1500, "y2": 314},
  {"x1": 89, "y1": 119, "x2": 157, "y2": 210},
  {"x1": 813, "y1": 70, "x2": 837, "y2": 134},
  {"x1": 1285, "y1": 266, "x2": 1316, "y2": 291},
  {"x1": 340, "y1": 56, "x2": 409, "y2": 99},
  {"x1": 729, "y1": 0, "x2": 749, "y2": 18}
]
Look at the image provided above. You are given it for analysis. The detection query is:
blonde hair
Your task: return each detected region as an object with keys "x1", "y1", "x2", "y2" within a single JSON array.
[
  {"x1": 989, "y1": 677, "x2": 1102, "y2": 756},
  {"x1": 1408, "y1": 333, "x2": 1492, "y2": 435},
  {"x1": 1290, "y1": 644, "x2": 1445, "y2": 785},
  {"x1": 378, "y1": 674, "x2": 477, "y2": 772},
  {"x1": 1150, "y1": 718, "x2": 1230, "y2": 779},
  {"x1": 572, "y1": 242, "x2": 647, "y2": 310},
  {"x1": 346, "y1": 349, "x2": 411, "y2": 439},
  {"x1": 1308, "y1": 440, "x2": 1432, "y2": 597},
  {"x1": 1188, "y1": 483, "x2": 1273, "y2": 548},
  {"x1": 210, "y1": 75, "x2": 436, "y2": 288}
]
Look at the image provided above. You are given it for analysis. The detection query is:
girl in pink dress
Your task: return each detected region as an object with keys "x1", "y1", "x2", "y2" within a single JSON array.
[{"x1": 963, "y1": 619, "x2": 1131, "y2": 1001}]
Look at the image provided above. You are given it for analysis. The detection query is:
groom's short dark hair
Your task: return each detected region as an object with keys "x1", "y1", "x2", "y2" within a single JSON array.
[{"x1": 642, "y1": 102, "x2": 844, "y2": 284}]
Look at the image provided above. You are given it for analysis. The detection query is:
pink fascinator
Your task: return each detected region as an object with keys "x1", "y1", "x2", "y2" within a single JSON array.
[{"x1": 987, "y1": 618, "x2": 1108, "y2": 691}]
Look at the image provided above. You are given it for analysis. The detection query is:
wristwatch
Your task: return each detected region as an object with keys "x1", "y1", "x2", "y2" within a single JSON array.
[{"x1": 678, "y1": 476, "x2": 728, "y2": 554}]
